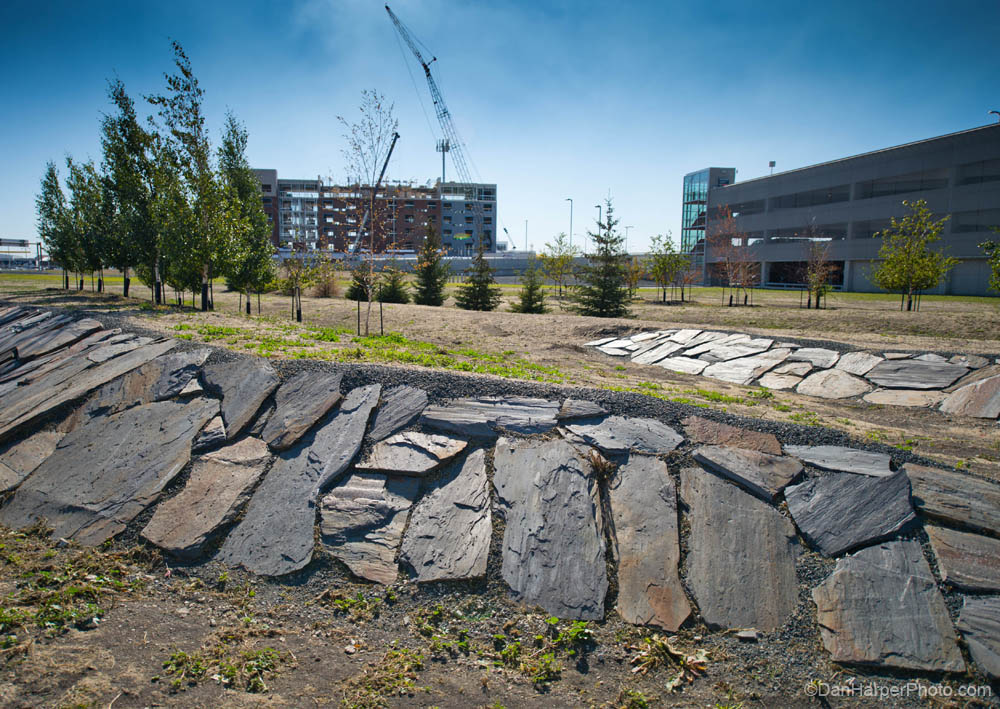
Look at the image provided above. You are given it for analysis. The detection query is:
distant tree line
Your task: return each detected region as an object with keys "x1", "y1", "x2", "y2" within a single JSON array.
[{"x1": 35, "y1": 41, "x2": 275, "y2": 311}]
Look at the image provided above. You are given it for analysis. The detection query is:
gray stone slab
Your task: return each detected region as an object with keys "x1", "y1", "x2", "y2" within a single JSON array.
[
  {"x1": 86, "y1": 337, "x2": 148, "y2": 363},
  {"x1": 262, "y1": 371, "x2": 343, "y2": 450},
  {"x1": 702, "y1": 349, "x2": 790, "y2": 385},
  {"x1": 657, "y1": 356, "x2": 709, "y2": 375},
  {"x1": 681, "y1": 416, "x2": 782, "y2": 455},
  {"x1": 562, "y1": 415, "x2": 683, "y2": 455},
  {"x1": 603, "y1": 338, "x2": 636, "y2": 349},
  {"x1": 15, "y1": 317, "x2": 102, "y2": 360},
  {"x1": 630, "y1": 340, "x2": 685, "y2": 365},
  {"x1": 584, "y1": 336, "x2": 616, "y2": 347},
  {"x1": 772, "y1": 361, "x2": 813, "y2": 376},
  {"x1": 141, "y1": 437, "x2": 270, "y2": 558},
  {"x1": 356, "y1": 432, "x2": 467, "y2": 475},
  {"x1": 493, "y1": 438, "x2": 607, "y2": 620},
  {"x1": 320, "y1": 472, "x2": 420, "y2": 584},
  {"x1": 788, "y1": 347, "x2": 839, "y2": 369},
  {"x1": 784, "y1": 445, "x2": 893, "y2": 477},
  {"x1": 926, "y1": 525, "x2": 1000, "y2": 592},
  {"x1": 757, "y1": 373, "x2": 802, "y2": 390},
  {"x1": 693, "y1": 445, "x2": 803, "y2": 501},
  {"x1": 915, "y1": 353, "x2": 947, "y2": 362},
  {"x1": 629, "y1": 331, "x2": 661, "y2": 343},
  {"x1": 201, "y1": 359, "x2": 279, "y2": 440},
  {"x1": 905, "y1": 463, "x2": 1000, "y2": 536},
  {"x1": 399, "y1": 449, "x2": 491, "y2": 583},
  {"x1": 0, "y1": 398, "x2": 218, "y2": 546},
  {"x1": 957, "y1": 597, "x2": 1000, "y2": 679},
  {"x1": 608, "y1": 454, "x2": 690, "y2": 631},
  {"x1": 420, "y1": 396, "x2": 559, "y2": 438},
  {"x1": 217, "y1": 384, "x2": 380, "y2": 576},
  {"x1": 866, "y1": 359, "x2": 969, "y2": 390},
  {"x1": 797, "y1": 369, "x2": 873, "y2": 399},
  {"x1": 785, "y1": 470, "x2": 915, "y2": 556},
  {"x1": 667, "y1": 328, "x2": 703, "y2": 345},
  {"x1": 863, "y1": 388, "x2": 945, "y2": 408},
  {"x1": 680, "y1": 466, "x2": 798, "y2": 631},
  {"x1": 812, "y1": 540, "x2": 965, "y2": 672},
  {"x1": 597, "y1": 346, "x2": 630, "y2": 357},
  {"x1": 557, "y1": 398, "x2": 608, "y2": 420},
  {"x1": 883, "y1": 352, "x2": 913, "y2": 359},
  {"x1": 939, "y1": 374, "x2": 1000, "y2": 419},
  {"x1": 367, "y1": 385, "x2": 428, "y2": 443},
  {"x1": 836, "y1": 351, "x2": 883, "y2": 376},
  {"x1": 0, "y1": 430, "x2": 64, "y2": 493},
  {"x1": 193, "y1": 416, "x2": 227, "y2": 452},
  {"x1": 950, "y1": 354, "x2": 990, "y2": 369},
  {"x1": 696, "y1": 338, "x2": 775, "y2": 363},
  {"x1": 679, "y1": 330, "x2": 730, "y2": 349}
]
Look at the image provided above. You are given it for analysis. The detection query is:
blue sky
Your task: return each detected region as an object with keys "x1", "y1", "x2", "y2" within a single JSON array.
[{"x1": 2, "y1": 0, "x2": 998, "y2": 254}]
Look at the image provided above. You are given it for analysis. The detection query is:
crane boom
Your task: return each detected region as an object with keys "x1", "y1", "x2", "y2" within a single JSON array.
[{"x1": 385, "y1": 4, "x2": 489, "y2": 249}]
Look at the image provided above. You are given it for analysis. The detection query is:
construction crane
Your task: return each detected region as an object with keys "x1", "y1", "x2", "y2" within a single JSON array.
[
  {"x1": 350, "y1": 130, "x2": 400, "y2": 254},
  {"x1": 385, "y1": 4, "x2": 490, "y2": 250}
]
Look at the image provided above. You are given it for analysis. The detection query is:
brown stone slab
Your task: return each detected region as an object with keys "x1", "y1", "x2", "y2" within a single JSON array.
[
  {"x1": 0, "y1": 430, "x2": 64, "y2": 492},
  {"x1": 692, "y1": 445, "x2": 802, "y2": 501},
  {"x1": 261, "y1": 371, "x2": 343, "y2": 451},
  {"x1": 939, "y1": 374, "x2": 1000, "y2": 419},
  {"x1": 201, "y1": 359, "x2": 280, "y2": 440},
  {"x1": 926, "y1": 525, "x2": 1000, "y2": 591},
  {"x1": 905, "y1": 463, "x2": 1000, "y2": 536}
]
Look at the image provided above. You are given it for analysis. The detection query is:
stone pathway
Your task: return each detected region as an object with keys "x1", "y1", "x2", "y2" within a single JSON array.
[
  {"x1": 0, "y1": 306, "x2": 998, "y2": 680},
  {"x1": 583, "y1": 327, "x2": 999, "y2": 419}
]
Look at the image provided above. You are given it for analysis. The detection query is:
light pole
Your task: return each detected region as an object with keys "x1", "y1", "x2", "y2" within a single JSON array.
[
  {"x1": 990, "y1": 110, "x2": 1000, "y2": 123},
  {"x1": 594, "y1": 204, "x2": 601, "y2": 255},
  {"x1": 625, "y1": 225, "x2": 634, "y2": 254},
  {"x1": 565, "y1": 198, "x2": 573, "y2": 251},
  {"x1": 524, "y1": 219, "x2": 528, "y2": 253}
]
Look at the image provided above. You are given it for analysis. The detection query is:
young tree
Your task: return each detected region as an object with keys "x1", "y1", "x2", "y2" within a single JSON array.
[
  {"x1": 980, "y1": 228, "x2": 1000, "y2": 293},
  {"x1": 538, "y1": 232, "x2": 579, "y2": 299},
  {"x1": 378, "y1": 257, "x2": 410, "y2": 304},
  {"x1": 871, "y1": 199, "x2": 957, "y2": 311},
  {"x1": 804, "y1": 238, "x2": 833, "y2": 309},
  {"x1": 36, "y1": 162, "x2": 77, "y2": 288},
  {"x1": 455, "y1": 239, "x2": 501, "y2": 311},
  {"x1": 65, "y1": 158, "x2": 111, "y2": 291},
  {"x1": 413, "y1": 221, "x2": 450, "y2": 306},
  {"x1": 708, "y1": 205, "x2": 757, "y2": 306},
  {"x1": 510, "y1": 259, "x2": 547, "y2": 314},
  {"x1": 647, "y1": 233, "x2": 678, "y2": 303},
  {"x1": 347, "y1": 261, "x2": 377, "y2": 301},
  {"x1": 281, "y1": 252, "x2": 313, "y2": 321},
  {"x1": 572, "y1": 198, "x2": 630, "y2": 318}
]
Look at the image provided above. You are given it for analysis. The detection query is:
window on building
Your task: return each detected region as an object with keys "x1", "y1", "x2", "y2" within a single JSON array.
[
  {"x1": 261, "y1": 183, "x2": 271, "y2": 193},
  {"x1": 484, "y1": 217, "x2": 492, "y2": 224},
  {"x1": 952, "y1": 208, "x2": 1000, "y2": 233},
  {"x1": 769, "y1": 223, "x2": 847, "y2": 241},
  {"x1": 443, "y1": 216, "x2": 452, "y2": 224},
  {"x1": 443, "y1": 202, "x2": 452, "y2": 209},
  {"x1": 483, "y1": 204, "x2": 492, "y2": 211},
  {"x1": 855, "y1": 168, "x2": 949, "y2": 199},
  {"x1": 726, "y1": 199, "x2": 764, "y2": 217},
  {"x1": 427, "y1": 202, "x2": 437, "y2": 208},
  {"x1": 852, "y1": 219, "x2": 892, "y2": 239},
  {"x1": 444, "y1": 229, "x2": 452, "y2": 235},
  {"x1": 465, "y1": 216, "x2": 474, "y2": 224},
  {"x1": 770, "y1": 185, "x2": 850, "y2": 210},
  {"x1": 957, "y1": 158, "x2": 1000, "y2": 186}
]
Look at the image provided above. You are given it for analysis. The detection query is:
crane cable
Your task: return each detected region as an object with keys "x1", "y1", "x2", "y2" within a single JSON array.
[{"x1": 393, "y1": 18, "x2": 439, "y2": 153}]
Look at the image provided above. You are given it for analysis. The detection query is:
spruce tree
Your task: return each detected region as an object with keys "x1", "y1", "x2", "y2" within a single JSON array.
[
  {"x1": 378, "y1": 263, "x2": 410, "y2": 303},
  {"x1": 572, "y1": 199, "x2": 630, "y2": 318},
  {"x1": 455, "y1": 239, "x2": 501, "y2": 311},
  {"x1": 510, "y1": 259, "x2": 547, "y2": 313},
  {"x1": 413, "y1": 221, "x2": 450, "y2": 305},
  {"x1": 347, "y1": 261, "x2": 376, "y2": 301}
]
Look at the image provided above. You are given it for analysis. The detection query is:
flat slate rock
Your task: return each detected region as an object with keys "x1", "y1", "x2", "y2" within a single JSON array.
[
  {"x1": 141, "y1": 437, "x2": 270, "y2": 558},
  {"x1": 367, "y1": 385, "x2": 428, "y2": 443},
  {"x1": 785, "y1": 470, "x2": 915, "y2": 556},
  {"x1": 584, "y1": 336, "x2": 616, "y2": 347},
  {"x1": 757, "y1": 373, "x2": 802, "y2": 390},
  {"x1": 493, "y1": 438, "x2": 607, "y2": 620},
  {"x1": 939, "y1": 374, "x2": 1000, "y2": 419},
  {"x1": 926, "y1": 525, "x2": 1000, "y2": 592},
  {"x1": 631, "y1": 341, "x2": 685, "y2": 365},
  {"x1": 0, "y1": 430, "x2": 64, "y2": 492},
  {"x1": 693, "y1": 445, "x2": 802, "y2": 501},
  {"x1": 562, "y1": 415, "x2": 683, "y2": 455},
  {"x1": 863, "y1": 388, "x2": 944, "y2": 408},
  {"x1": 420, "y1": 396, "x2": 559, "y2": 437},
  {"x1": 597, "y1": 346, "x2": 630, "y2": 357},
  {"x1": 217, "y1": 384, "x2": 381, "y2": 576},
  {"x1": 797, "y1": 368, "x2": 873, "y2": 399},
  {"x1": 608, "y1": 454, "x2": 690, "y2": 631},
  {"x1": 356, "y1": 432, "x2": 467, "y2": 475},
  {"x1": 680, "y1": 466, "x2": 798, "y2": 631},
  {"x1": 681, "y1": 416, "x2": 782, "y2": 455},
  {"x1": 772, "y1": 361, "x2": 812, "y2": 376},
  {"x1": 399, "y1": 449, "x2": 491, "y2": 583},
  {"x1": 193, "y1": 416, "x2": 227, "y2": 452},
  {"x1": 261, "y1": 371, "x2": 343, "y2": 450},
  {"x1": 957, "y1": 597, "x2": 1000, "y2": 679},
  {"x1": 884, "y1": 352, "x2": 913, "y2": 359},
  {"x1": 812, "y1": 540, "x2": 965, "y2": 672},
  {"x1": 866, "y1": 359, "x2": 969, "y2": 390},
  {"x1": 915, "y1": 353, "x2": 947, "y2": 362},
  {"x1": 201, "y1": 359, "x2": 279, "y2": 440},
  {"x1": 557, "y1": 398, "x2": 608, "y2": 420},
  {"x1": 788, "y1": 347, "x2": 840, "y2": 369},
  {"x1": 86, "y1": 337, "x2": 149, "y2": 363},
  {"x1": 950, "y1": 354, "x2": 990, "y2": 369},
  {"x1": 658, "y1": 356, "x2": 709, "y2": 375},
  {"x1": 0, "y1": 398, "x2": 218, "y2": 546},
  {"x1": 15, "y1": 317, "x2": 102, "y2": 360},
  {"x1": 320, "y1": 472, "x2": 420, "y2": 584},
  {"x1": 836, "y1": 351, "x2": 883, "y2": 376},
  {"x1": 784, "y1": 445, "x2": 893, "y2": 477},
  {"x1": 704, "y1": 349, "x2": 790, "y2": 385},
  {"x1": 905, "y1": 463, "x2": 1000, "y2": 536},
  {"x1": 695, "y1": 338, "x2": 775, "y2": 363}
]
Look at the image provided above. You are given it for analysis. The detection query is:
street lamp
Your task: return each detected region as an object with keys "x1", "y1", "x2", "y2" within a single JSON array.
[
  {"x1": 625, "y1": 225, "x2": 634, "y2": 254},
  {"x1": 593, "y1": 204, "x2": 602, "y2": 255},
  {"x1": 565, "y1": 198, "x2": 573, "y2": 251}
]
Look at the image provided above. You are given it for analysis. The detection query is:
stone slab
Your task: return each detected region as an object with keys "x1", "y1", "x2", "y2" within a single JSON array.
[
  {"x1": 399, "y1": 449, "x2": 491, "y2": 583},
  {"x1": 788, "y1": 347, "x2": 840, "y2": 369},
  {"x1": 772, "y1": 361, "x2": 813, "y2": 376},
  {"x1": 950, "y1": 354, "x2": 989, "y2": 369},
  {"x1": 356, "y1": 432, "x2": 466, "y2": 475},
  {"x1": 584, "y1": 337, "x2": 616, "y2": 347},
  {"x1": 193, "y1": 416, "x2": 227, "y2": 452},
  {"x1": 757, "y1": 373, "x2": 802, "y2": 390},
  {"x1": 784, "y1": 445, "x2": 893, "y2": 477},
  {"x1": 680, "y1": 466, "x2": 798, "y2": 631},
  {"x1": 608, "y1": 454, "x2": 690, "y2": 630},
  {"x1": 681, "y1": 416, "x2": 781, "y2": 455},
  {"x1": 557, "y1": 398, "x2": 608, "y2": 420},
  {"x1": 320, "y1": 472, "x2": 420, "y2": 585},
  {"x1": 866, "y1": 359, "x2": 969, "y2": 390},
  {"x1": 86, "y1": 337, "x2": 149, "y2": 363},
  {"x1": 957, "y1": 597, "x2": 1000, "y2": 679},
  {"x1": 15, "y1": 317, "x2": 102, "y2": 360},
  {"x1": 597, "y1": 346, "x2": 630, "y2": 357},
  {"x1": 367, "y1": 385, "x2": 428, "y2": 443},
  {"x1": 217, "y1": 384, "x2": 380, "y2": 576},
  {"x1": 201, "y1": 359, "x2": 279, "y2": 440},
  {"x1": 785, "y1": 470, "x2": 915, "y2": 556},
  {"x1": 631, "y1": 341, "x2": 684, "y2": 365},
  {"x1": 696, "y1": 339, "x2": 775, "y2": 363},
  {"x1": 657, "y1": 356, "x2": 709, "y2": 375},
  {"x1": 667, "y1": 328, "x2": 703, "y2": 345},
  {"x1": 883, "y1": 352, "x2": 913, "y2": 359},
  {"x1": 141, "y1": 437, "x2": 270, "y2": 558},
  {"x1": 0, "y1": 398, "x2": 218, "y2": 545},
  {"x1": 493, "y1": 438, "x2": 607, "y2": 620},
  {"x1": 915, "y1": 353, "x2": 947, "y2": 362},
  {"x1": 262, "y1": 371, "x2": 343, "y2": 450},
  {"x1": 702, "y1": 350, "x2": 789, "y2": 385},
  {"x1": 905, "y1": 463, "x2": 1000, "y2": 536},
  {"x1": 629, "y1": 331, "x2": 661, "y2": 343},
  {"x1": 812, "y1": 540, "x2": 965, "y2": 672},
  {"x1": 693, "y1": 445, "x2": 803, "y2": 501},
  {"x1": 863, "y1": 388, "x2": 945, "y2": 408},
  {"x1": 420, "y1": 396, "x2": 559, "y2": 437},
  {"x1": 926, "y1": 525, "x2": 1000, "y2": 592},
  {"x1": 939, "y1": 374, "x2": 1000, "y2": 419},
  {"x1": 0, "y1": 430, "x2": 64, "y2": 493},
  {"x1": 562, "y1": 415, "x2": 683, "y2": 455},
  {"x1": 797, "y1": 369, "x2": 873, "y2": 399},
  {"x1": 836, "y1": 352, "x2": 883, "y2": 376}
]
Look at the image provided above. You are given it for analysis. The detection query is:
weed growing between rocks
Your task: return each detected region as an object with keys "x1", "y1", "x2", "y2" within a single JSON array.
[{"x1": 339, "y1": 643, "x2": 427, "y2": 708}]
